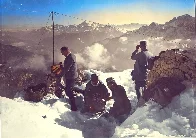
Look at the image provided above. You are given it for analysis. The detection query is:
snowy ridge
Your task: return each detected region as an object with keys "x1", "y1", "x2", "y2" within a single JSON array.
[{"x1": 1, "y1": 69, "x2": 196, "y2": 138}]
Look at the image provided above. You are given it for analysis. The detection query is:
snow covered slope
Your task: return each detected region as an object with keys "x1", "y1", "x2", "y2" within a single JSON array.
[
  {"x1": 0, "y1": 95, "x2": 83, "y2": 138},
  {"x1": 0, "y1": 69, "x2": 196, "y2": 138},
  {"x1": 112, "y1": 84, "x2": 196, "y2": 137}
]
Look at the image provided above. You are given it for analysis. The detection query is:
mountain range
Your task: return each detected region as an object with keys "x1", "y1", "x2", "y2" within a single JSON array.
[
  {"x1": 124, "y1": 14, "x2": 195, "y2": 40},
  {"x1": 1, "y1": 14, "x2": 195, "y2": 71}
]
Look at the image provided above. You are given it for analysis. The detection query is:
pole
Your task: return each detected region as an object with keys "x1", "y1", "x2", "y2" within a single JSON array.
[
  {"x1": 52, "y1": 11, "x2": 55, "y2": 65},
  {"x1": 0, "y1": 44, "x2": 2, "y2": 64},
  {"x1": 0, "y1": 9, "x2": 3, "y2": 64},
  {"x1": 195, "y1": 0, "x2": 196, "y2": 36}
]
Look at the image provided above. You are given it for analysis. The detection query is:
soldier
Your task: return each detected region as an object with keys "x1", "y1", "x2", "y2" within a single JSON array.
[
  {"x1": 81, "y1": 74, "x2": 110, "y2": 114},
  {"x1": 131, "y1": 41, "x2": 153, "y2": 101},
  {"x1": 61, "y1": 47, "x2": 78, "y2": 111},
  {"x1": 104, "y1": 77, "x2": 131, "y2": 124}
]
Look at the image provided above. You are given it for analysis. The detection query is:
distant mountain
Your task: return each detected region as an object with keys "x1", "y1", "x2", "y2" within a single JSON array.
[
  {"x1": 0, "y1": 43, "x2": 33, "y2": 66},
  {"x1": 39, "y1": 28, "x2": 123, "y2": 52},
  {"x1": 41, "y1": 21, "x2": 122, "y2": 35},
  {"x1": 124, "y1": 14, "x2": 195, "y2": 40},
  {"x1": 1, "y1": 21, "x2": 123, "y2": 55},
  {"x1": 0, "y1": 43, "x2": 52, "y2": 73},
  {"x1": 165, "y1": 14, "x2": 194, "y2": 27},
  {"x1": 115, "y1": 23, "x2": 147, "y2": 31}
]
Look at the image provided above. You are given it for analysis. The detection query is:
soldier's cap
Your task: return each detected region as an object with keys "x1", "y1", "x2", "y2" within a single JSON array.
[
  {"x1": 91, "y1": 74, "x2": 98, "y2": 81},
  {"x1": 106, "y1": 77, "x2": 116, "y2": 84},
  {"x1": 140, "y1": 41, "x2": 147, "y2": 46}
]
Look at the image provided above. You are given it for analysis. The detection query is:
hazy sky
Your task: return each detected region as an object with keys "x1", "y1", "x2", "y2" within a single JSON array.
[{"x1": 1, "y1": 0, "x2": 195, "y2": 28}]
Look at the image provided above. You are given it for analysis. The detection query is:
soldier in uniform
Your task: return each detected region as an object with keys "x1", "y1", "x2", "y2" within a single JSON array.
[
  {"x1": 104, "y1": 77, "x2": 131, "y2": 124},
  {"x1": 61, "y1": 47, "x2": 78, "y2": 111},
  {"x1": 131, "y1": 41, "x2": 153, "y2": 101},
  {"x1": 81, "y1": 74, "x2": 110, "y2": 114}
]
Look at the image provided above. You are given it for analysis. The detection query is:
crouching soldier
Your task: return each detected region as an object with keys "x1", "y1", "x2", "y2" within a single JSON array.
[
  {"x1": 104, "y1": 77, "x2": 132, "y2": 124},
  {"x1": 81, "y1": 74, "x2": 110, "y2": 114}
]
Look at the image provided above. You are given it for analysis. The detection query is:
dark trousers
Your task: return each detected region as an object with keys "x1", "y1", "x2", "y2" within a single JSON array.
[
  {"x1": 135, "y1": 81, "x2": 146, "y2": 100},
  {"x1": 65, "y1": 79, "x2": 77, "y2": 110}
]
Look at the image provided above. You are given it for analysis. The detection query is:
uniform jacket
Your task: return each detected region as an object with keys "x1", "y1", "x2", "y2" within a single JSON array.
[
  {"x1": 131, "y1": 50, "x2": 153, "y2": 81},
  {"x1": 109, "y1": 85, "x2": 131, "y2": 117},
  {"x1": 63, "y1": 53, "x2": 78, "y2": 79},
  {"x1": 84, "y1": 81, "x2": 109, "y2": 110}
]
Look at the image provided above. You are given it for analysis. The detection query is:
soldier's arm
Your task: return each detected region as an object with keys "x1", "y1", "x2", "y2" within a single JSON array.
[
  {"x1": 84, "y1": 82, "x2": 91, "y2": 95},
  {"x1": 102, "y1": 84, "x2": 110, "y2": 100},
  {"x1": 131, "y1": 50, "x2": 139, "y2": 60}
]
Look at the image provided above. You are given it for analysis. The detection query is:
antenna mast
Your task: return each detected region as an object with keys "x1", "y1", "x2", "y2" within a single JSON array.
[{"x1": 52, "y1": 11, "x2": 55, "y2": 65}]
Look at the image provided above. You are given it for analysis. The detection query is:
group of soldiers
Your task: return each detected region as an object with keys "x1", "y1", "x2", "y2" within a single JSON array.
[{"x1": 58, "y1": 40, "x2": 152, "y2": 122}]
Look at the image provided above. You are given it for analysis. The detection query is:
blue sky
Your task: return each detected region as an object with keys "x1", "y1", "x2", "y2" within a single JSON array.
[{"x1": 0, "y1": 0, "x2": 195, "y2": 28}]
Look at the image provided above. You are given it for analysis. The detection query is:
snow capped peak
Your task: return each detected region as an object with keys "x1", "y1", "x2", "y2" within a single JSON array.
[
  {"x1": 78, "y1": 21, "x2": 91, "y2": 27},
  {"x1": 177, "y1": 14, "x2": 193, "y2": 20},
  {"x1": 165, "y1": 14, "x2": 194, "y2": 26},
  {"x1": 169, "y1": 14, "x2": 193, "y2": 22},
  {"x1": 149, "y1": 22, "x2": 158, "y2": 27}
]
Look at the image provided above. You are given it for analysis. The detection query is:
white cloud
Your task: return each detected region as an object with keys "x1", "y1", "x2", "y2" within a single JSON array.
[
  {"x1": 11, "y1": 42, "x2": 26, "y2": 47},
  {"x1": 75, "y1": 53, "x2": 86, "y2": 65},
  {"x1": 119, "y1": 37, "x2": 128, "y2": 44},
  {"x1": 76, "y1": 43, "x2": 111, "y2": 70}
]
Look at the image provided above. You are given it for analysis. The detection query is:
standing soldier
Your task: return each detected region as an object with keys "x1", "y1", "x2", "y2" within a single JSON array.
[
  {"x1": 131, "y1": 41, "x2": 153, "y2": 101},
  {"x1": 61, "y1": 47, "x2": 78, "y2": 111}
]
